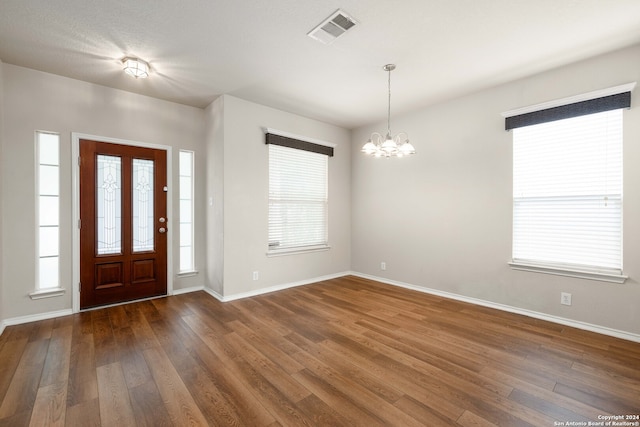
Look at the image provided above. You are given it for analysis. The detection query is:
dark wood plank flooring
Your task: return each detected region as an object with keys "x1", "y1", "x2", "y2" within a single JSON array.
[{"x1": 0, "y1": 275, "x2": 638, "y2": 426}]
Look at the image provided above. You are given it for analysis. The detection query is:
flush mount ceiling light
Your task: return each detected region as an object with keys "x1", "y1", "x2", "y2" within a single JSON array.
[
  {"x1": 362, "y1": 64, "x2": 416, "y2": 158},
  {"x1": 122, "y1": 57, "x2": 149, "y2": 78}
]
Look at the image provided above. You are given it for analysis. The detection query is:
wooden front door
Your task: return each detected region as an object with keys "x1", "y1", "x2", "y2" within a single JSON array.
[{"x1": 80, "y1": 140, "x2": 168, "y2": 309}]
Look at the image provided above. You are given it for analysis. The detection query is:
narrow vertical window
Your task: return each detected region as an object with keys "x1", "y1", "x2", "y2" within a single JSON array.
[
  {"x1": 37, "y1": 132, "x2": 60, "y2": 290},
  {"x1": 179, "y1": 150, "x2": 195, "y2": 272}
]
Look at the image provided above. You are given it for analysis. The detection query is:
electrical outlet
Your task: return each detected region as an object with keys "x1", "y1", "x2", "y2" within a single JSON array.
[
  {"x1": 561, "y1": 292, "x2": 572, "y2": 306},
  {"x1": 380, "y1": 262, "x2": 386, "y2": 271},
  {"x1": 252, "y1": 271, "x2": 259, "y2": 281}
]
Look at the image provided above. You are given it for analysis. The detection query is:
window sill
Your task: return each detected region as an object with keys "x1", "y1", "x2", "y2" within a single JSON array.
[
  {"x1": 509, "y1": 261, "x2": 627, "y2": 284},
  {"x1": 29, "y1": 287, "x2": 66, "y2": 300},
  {"x1": 267, "y1": 245, "x2": 330, "y2": 257},
  {"x1": 177, "y1": 270, "x2": 199, "y2": 278}
]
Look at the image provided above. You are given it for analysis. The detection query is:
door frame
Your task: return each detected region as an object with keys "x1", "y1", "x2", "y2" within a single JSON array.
[{"x1": 71, "y1": 132, "x2": 174, "y2": 313}]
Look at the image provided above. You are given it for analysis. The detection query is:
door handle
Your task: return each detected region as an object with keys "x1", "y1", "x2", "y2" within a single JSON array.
[
  {"x1": 159, "y1": 217, "x2": 166, "y2": 223},
  {"x1": 159, "y1": 227, "x2": 167, "y2": 234}
]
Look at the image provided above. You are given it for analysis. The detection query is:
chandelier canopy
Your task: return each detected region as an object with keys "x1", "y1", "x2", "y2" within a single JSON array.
[{"x1": 361, "y1": 64, "x2": 415, "y2": 158}]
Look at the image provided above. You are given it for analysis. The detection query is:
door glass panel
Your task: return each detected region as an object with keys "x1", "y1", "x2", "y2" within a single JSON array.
[
  {"x1": 97, "y1": 155, "x2": 122, "y2": 255},
  {"x1": 133, "y1": 158, "x2": 154, "y2": 252}
]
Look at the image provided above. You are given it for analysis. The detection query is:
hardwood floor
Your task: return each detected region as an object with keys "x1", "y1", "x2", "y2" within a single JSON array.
[{"x1": 0, "y1": 275, "x2": 638, "y2": 426}]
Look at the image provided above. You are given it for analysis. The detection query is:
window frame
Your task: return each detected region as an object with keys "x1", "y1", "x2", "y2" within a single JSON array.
[
  {"x1": 178, "y1": 150, "x2": 196, "y2": 274},
  {"x1": 265, "y1": 128, "x2": 334, "y2": 256},
  {"x1": 31, "y1": 131, "x2": 65, "y2": 299},
  {"x1": 503, "y1": 84, "x2": 634, "y2": 283}
]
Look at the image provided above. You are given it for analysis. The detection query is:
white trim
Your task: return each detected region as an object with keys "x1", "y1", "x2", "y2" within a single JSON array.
[
  {"x1": 267, "y1": 245, "x2": 331, "y2": 257},
  {"x1": 29, "y1": 287, "x2": 66, "y2": 300},
  {"x1": 208, "y1": 271, "x2": 351, "y2": 302},
  {"x1": 172, "y1": 285, "x2": 204, "y2": 295},
  {"x1": 264, "y1": 127, "x2": 337, "y2": 148},
  {"x1": 3, "y1": 309, "x2": 74, "y2": 329},
  {"x1": 71, "y1": 132, "x2": 174, "y2": 313},
  {"x1": 203, "y1": 287, "x2": 224, "y2": 302},
  {"x1": 501, "y1": 82, "x2": 636, "y2": 118},
  {"x1": 509, "y1": 261, "x2": 627, "y2": 284},
  {"x1": 5, "y1": 272, "x2": 639, "y2": 343},
  {"x1": 351, "y1": 272, "x2": 640, "y2": 343},
  {"x1": 176, "y1": 270, "x2": 199, "y2": 278}
]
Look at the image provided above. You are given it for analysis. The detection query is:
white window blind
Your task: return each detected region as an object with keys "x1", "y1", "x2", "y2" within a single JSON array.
[
  {"x1": 513, "y1": 109, "x2": 623, "y2": 272},
  {"x1": 268, "y1": 144, "x2": 328, "y2": 251}
]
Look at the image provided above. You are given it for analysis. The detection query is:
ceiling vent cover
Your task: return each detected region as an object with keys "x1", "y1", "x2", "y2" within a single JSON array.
[{"x1": 308, "y1": 9, "x2": 357, "y2": 44}]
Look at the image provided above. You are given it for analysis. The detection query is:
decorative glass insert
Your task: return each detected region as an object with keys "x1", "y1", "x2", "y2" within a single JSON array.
[
  {"x1": 179, "y1": 150, "x2": 195, "y2": 272},
  {"x1": 97, "y1": 155, "x2": 122, "y2": 255},
  {"x1": 133, "y1": 158, "x2": 155, "y2": 252},
  {"x1": 37, "y1": 132, "x2": 60, "y2": 290}
]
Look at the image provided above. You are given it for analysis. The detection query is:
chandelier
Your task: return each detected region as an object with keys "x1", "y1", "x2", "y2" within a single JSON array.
[{"x1": 361, "y1": 64, "x2": 415, "y2": 158}]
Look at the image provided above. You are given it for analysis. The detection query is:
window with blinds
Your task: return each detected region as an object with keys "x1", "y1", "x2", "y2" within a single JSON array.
[
  {"x1": 512, "y1": 108, "x2": 623, "y2": 273},
  {"x1": 268, "y1": 139, "x2": 330, "y2": 253}
]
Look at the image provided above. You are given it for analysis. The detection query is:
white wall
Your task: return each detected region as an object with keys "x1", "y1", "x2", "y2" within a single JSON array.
[
  {"x1": 1, "y1": 64, "x2": 206, "y2": 319},
  {"x1": 207, "y1": 95, "x2": 351, "y2": 298},
  {"x1": 352, "y1": 44, "x2": 640, "y2": 336},
  {"x1": 205, "y1": 96, "x2": 225, "y2": 295},
  {"x1": 0, "y1": 60, "x2": 5, "y2": 328}
]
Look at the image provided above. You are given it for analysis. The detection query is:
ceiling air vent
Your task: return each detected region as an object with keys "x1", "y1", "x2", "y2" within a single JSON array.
[{"x1": 308, "y1": 9, "x2": 357, "y2": 44}]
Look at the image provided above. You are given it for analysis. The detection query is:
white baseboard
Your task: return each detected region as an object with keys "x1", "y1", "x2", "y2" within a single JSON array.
[
  {"x1": 203, "y1": 287, "x2": 224, "y2": 301},
  {"x1": 172, "y1": 285, "x2": 205, "y2": 296},
  {"x1": 351, "y1": 272, "x2": 640, "y2": 343},
  {"x1": 207, "y1": 271, "x2": 352, "y2": 302},
  {"x1": 1, "y1": 309, "x2": 74, "y2": 335},
  {"x1": 4, "y1": 272, "x2": 636, "y2": 344}
]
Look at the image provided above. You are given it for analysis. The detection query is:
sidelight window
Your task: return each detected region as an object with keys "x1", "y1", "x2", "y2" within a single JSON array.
[
  {"x1": 37, "y1": 132, "x2": 60, "y2": 290},
  {"x1": 179, "y1": 150, "x2": 195, "y2": 272}
]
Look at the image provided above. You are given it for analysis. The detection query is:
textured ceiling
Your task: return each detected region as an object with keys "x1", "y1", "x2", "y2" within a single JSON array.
[{"x1": 1, "y1": 0, "x2": 640, "y2": 129}]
